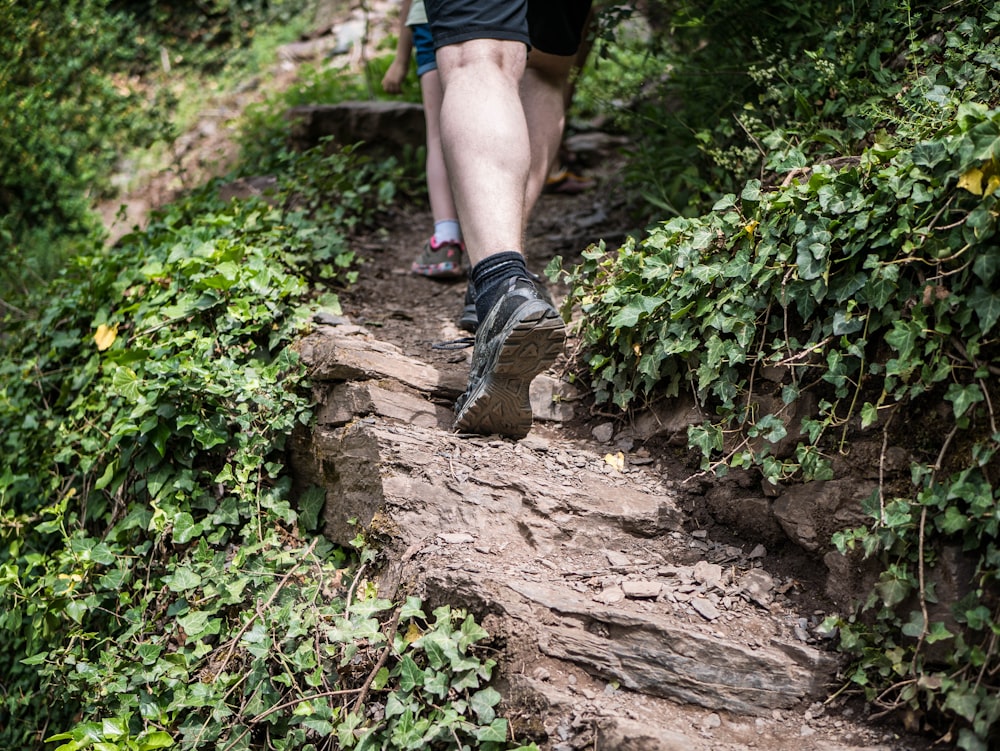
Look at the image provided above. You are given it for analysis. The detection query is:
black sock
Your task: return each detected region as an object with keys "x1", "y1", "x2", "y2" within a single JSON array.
[{"x1": 470, "y1": 251, "x2": 527, "y2": 323}]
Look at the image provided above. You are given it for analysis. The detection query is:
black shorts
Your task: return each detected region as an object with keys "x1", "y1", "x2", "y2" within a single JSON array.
[{"x1": 424, "y1": 0, "x2": 593, "y2": 57}]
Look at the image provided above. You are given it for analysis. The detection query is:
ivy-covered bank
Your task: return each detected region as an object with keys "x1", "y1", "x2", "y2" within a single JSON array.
[
  {"x1": 558, "y1": 2, "x2": 1000, "y2": 748},
  {"x1": 0, "y1": 145, "x2": 535, "y2": 751}
]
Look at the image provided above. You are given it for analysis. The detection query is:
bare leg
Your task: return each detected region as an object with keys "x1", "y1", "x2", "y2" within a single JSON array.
[
  {"x1": 521, "y1": 49, "x2": 578, "y2": 219},
  {"x1": 419, "y1": 69, "x2": 459, "y2": 228},
  {"x1": 435, "y1": 39, "x2": 529, "y2": 267}
]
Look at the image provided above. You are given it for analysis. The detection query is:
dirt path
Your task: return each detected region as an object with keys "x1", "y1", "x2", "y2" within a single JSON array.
[{"x1": 305, "y1": 157, "x2": 931, "y2": 751}]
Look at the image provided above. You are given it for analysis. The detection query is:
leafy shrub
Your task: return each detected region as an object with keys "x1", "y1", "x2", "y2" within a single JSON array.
[
  {"x1": 237, "y1": 39, "x2": 423, "y2": 179},
  {"x1": 557, "y1": 1, "x2": 1000, "y2": 746},
  {"x1": 0, "y1": 0, "x2": 319, "y2": 306},
  {"x1": 580, "y1": 0, "x2": 977, "y2": 218},
  {"x1": 0, "y1": 0, "x2": 169, "y2": 292},
  {"x1": 0, "y1": 142, "x2": 529, "y2": 751}
]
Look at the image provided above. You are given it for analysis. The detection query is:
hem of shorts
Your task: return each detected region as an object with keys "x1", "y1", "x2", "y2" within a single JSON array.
[
  {"x1": 416, "y1": 61, "x2": 438, "y2": 76},
  {"x1": 432, "y1": 28, "x2": 530, "y2": 51}
]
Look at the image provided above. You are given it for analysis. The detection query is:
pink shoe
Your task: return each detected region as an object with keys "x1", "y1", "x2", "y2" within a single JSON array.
[{"x1": 411, "y1": 236, "x2": 466, "y2": 279}]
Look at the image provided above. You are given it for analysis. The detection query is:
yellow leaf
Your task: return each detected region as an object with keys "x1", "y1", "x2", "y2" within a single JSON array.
[
  {"x1": 985, "y1": 174, "x2": 1000, "y2": 197},
  {"x1": 632, "y1": 343, "x2": 642, "y2": 356},
  {"x1": 94, "y1": 323, "x2": 118, "y2": 351},
  {"x1": 604, "y1": 452, "x2": 625, "y2": 472},
  {"x1": 744, "y1": 219, "x2": 759, "y2": 236},
  {"x1": 957, "y1": 168, "x2": 984, "y2": 195},
  {"x1": 405, "y1": 622, "x2": 423, "y2": 644}
]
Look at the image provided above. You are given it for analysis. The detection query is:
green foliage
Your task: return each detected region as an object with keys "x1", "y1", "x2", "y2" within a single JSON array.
[
  {"x1": 0, "y1": 140, "x2": 526, "y2": 750},
  {"x1": 0, "y1": 0, "x2": 169, "y2": 289},
  {"x1": 0, "y1": 143, "x2": 353, "y2": 747},
  {"x1": 0, "y1": 0, "x2": 319, "y2": 306},
  {"x1": 237, "y1": 38, "x2": 423, "y2": 178},
  {"x1": 558, "y1": 1, "x2": 1000, "y2": 745},
  {"x1": 109, "y1": 0, "x2": 316, "y2": 73},
  {"x1": 337, "y1": 599, "x2": 538, "y2": 751}
]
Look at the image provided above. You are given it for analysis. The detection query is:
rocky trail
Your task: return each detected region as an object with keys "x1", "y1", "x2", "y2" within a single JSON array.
[
  {"x1": 101, "y1": 3, "x2": 937, "y2": 749},
  {"x1": 286, "y1": 150, "x2": 931, "y2": 751}
]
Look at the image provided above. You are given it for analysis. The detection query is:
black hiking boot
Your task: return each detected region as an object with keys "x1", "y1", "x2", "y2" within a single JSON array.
[
  {"x1": 453, "y1": 275, "x2": 565, "y2": 439},
  {"x1": 457, "y1": 272, "x2": 550, "y2": 334},
  {"x1": 457, "y1": 281, "x2": 478, "y2": 332}
]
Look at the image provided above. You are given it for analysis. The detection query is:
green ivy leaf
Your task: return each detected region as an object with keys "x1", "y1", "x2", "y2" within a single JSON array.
[
  {"x1": 938, "y1": 506, "x2": 971, "y2": 534},
  {"x1": 475, "y1": 718, "x2": 510, "y2": 743},
  {"x1": 972, "y1": 251, "x2": 999, "y2": 285},
  {"x1": 876, "y1": 572, "x2": 911, "y2": 608},
  {"x1": 110, "y1": 365, "x2": 144, "y2": 402},
  {"x1": 609, "y1": 295, "x2": 665, "y2": 329},
  {"x1": 458, "y1": 615, "x2": 489, "y2": 651},
  {"x1": 966, "y1": 285, "x2": 1000, "y2": 335},
  {"x1": 399, "y1": 596, "x2": 426, "y2": 622},
  {"x1": 138, "y1": 731, "x2": 175, "y2": 750},
  {"x1": 945, "y1": 382, "x2": 985, "y2": 420},
  {"x1": 398, "y1": 655, "x2": 424, "y2": 693},
  {"x1": 163, "y1": 566, "x2": 202, "y2": 593},
  {"x1": 884, "y1": 320, "x2": 920, "y2": 359},
  {"x1": 945, "y1": 687, "x2": 980, "y2": 722},
  {"x1": 171, "y1": 512, "x2": 199, "y2": 545},
  {"x1": 469, "y1": 687, "x2": 501, "y2": 724},
  {"x1": 296, "y1": 485, "x2": 326, "y2": 532}
]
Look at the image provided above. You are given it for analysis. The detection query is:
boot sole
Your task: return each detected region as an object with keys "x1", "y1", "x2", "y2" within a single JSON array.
[{"x1": 453, "y1": 304, "x2": 565, "y2": 438}]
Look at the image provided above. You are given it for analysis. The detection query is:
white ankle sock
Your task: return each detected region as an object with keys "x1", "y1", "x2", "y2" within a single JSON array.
[{"x1": 433, "y1": 219, "x2": 462, "y2": 244}]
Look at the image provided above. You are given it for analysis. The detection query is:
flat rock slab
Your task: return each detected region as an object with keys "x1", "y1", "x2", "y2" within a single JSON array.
[
  {"x1": 287, "y1": 327, "x2": 856, "y2": 745},
  {"x1": 296, "y1": 329, "x2": 467, "y2": 398}
]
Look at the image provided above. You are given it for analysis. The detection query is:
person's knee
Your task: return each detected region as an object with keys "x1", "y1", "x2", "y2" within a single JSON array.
[{"x1": 437, "y1": 38, "x2": 525, "y2": 80}]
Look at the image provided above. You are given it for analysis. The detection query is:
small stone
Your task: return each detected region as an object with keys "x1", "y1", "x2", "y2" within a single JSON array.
[
  {"x1": 748, "y1": 544, "x2": 767, "y2": 559},
  {"x1": 520, "y1": 435, "x2": 550, "y2": 452},
  {"x1": 691, "y1": 529, "x2": 708, "y2": 538},
  {"x1": 605, "y1": 550, "x2": 631, "y2": 567},
  {"x1": 741, "y1": 569, "x2": 775, "y2": 606},
  {"x1": 593, "y1": 586, "x2": 626, "y2": 605},
  {"x1": 701, "y1": 713, "x2": 722, "y2": 730},
  {"x1": 592, "y1": 422, "x2": 615, "y2": 443},
  {"x1": 533, "y1": 667, "x2": 551, "y2": 682},
  {"x1": 691, "y1": 597, "x2": 721, "y2": 621},
  {"x1": 692, "y1": 560, "x2": 724, "y2": 589},
  {"x1": 622, "y1": 580, "x2": 662, "y2": 599},
  {"x1": 313, "y1": 311, "x2": 351, "y2": 326},
  {"x1": 438, "y1": 532, "x2": 475, "y2": 545}
]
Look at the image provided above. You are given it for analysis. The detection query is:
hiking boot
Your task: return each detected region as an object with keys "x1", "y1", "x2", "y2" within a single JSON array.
[
  {"x1": 457, "y1": 281, "x2": 478, "y2": 332},
  {"x1": 457, "y1": 272, "x2": 549, "y2": 334},
  {"x1": 411, "y1": 236, "x2": 465, "y2": 279},
  {"x1": 453, "y1": 276, "x2": 565, "y2": 439}
]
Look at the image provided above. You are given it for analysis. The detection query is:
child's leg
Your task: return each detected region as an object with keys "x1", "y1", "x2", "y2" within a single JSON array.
[
  {"x1": 419, "y1": 69, "x2": 461, "y2": 244},
  {"x1": 410, "y1": 25, "x2": 464, "y2": 278}
]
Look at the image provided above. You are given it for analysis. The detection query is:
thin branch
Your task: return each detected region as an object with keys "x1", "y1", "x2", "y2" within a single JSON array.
[
  {"x1": 252, "y1": 687, "x2": 363, "y2": 725},
  {"x1": 343, "y1": 561, "x2": 368, "y2": 621},
  {"x1": 909, "y1": 505, "x2": 930, "y2": 675},
  {"x1": 215, "y1": 537, "x2": 318, "y2": 676},
  {"x1": 774, "y1": 336, "x2": 833, "y2": 367},
  {"x1": 352, "y1": 607, "x2": 403, "y2": 714},
  {"x1": 932, "y1": 423, "x2": 960, "y2": 473},
  {"x1": 877, "y1": 406, "x2": 898, "y2": 525}
]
